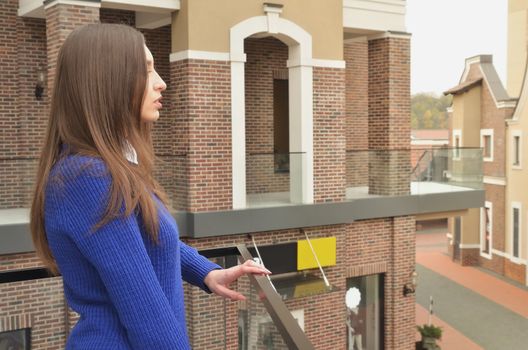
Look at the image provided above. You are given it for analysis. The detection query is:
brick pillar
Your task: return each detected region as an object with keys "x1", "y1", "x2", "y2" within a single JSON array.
[
  {"x1": 44, "y1": 0, "x2": 100, "y2": 93},
  {"x1": 170, "y1": 58, "x2": 232, "y2": 212},
  {"x1": 0, "y1": 0, "x2": 20, "y2": 209},
  {"x1": 313, "y1": 66, "x2": 346, "y2": 203},
  {"x1": 385, "y1": 216, "x2": 416, "y2": 350},
  {"x1": 345, "y1": 38, "x2": 369, "y2": 189},
  {"x1": 368, "y1": 34, "x2": 411, "y2": 196}
]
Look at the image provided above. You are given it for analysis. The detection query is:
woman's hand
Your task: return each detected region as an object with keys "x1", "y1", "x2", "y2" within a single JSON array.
[{"x1": 204, "y1": 260, "x2": 271, "y2": 301}]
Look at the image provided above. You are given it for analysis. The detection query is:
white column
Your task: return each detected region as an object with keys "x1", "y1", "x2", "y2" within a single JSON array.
[
  {"x1": 231, "y1": 55, "x2": 247, "y2": 209},
  {"x1": 288, "y1": 54, "x2": 313, "y2": 204}
]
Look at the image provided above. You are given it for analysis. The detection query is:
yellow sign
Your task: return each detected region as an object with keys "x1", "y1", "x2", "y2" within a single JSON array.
[{"x1": 297, "y1": 237, "x2": 336, "y2": 270}]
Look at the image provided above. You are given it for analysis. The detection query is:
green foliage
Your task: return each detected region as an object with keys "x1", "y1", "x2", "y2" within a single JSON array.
[
  {"x1": 411, "y1": 93, "x2": 452, "y2": 129},
  {"x1": 417, "y1": 324, "x2": 443, "y2": 339}
]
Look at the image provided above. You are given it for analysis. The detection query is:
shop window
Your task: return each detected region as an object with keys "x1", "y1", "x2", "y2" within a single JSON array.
[
  {"x1": 0, "y1": 329, "x2": 31, "y2": 350},
  {"x1": 345, "y1": 274, "x2": 384, "y2": 350}
]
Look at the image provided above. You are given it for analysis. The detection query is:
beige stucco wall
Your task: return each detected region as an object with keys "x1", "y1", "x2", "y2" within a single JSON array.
[
  {"x1": 451, "y1": 88, "x2": 481, "y2": 246},
  {"x1": 171, "y1": 0, "x2": 343, "y2": 60},
  {"x1": 507, "y1": 0, "x2": 528, "y2": 98},
  {"x1": 451, "y1": 86, "x2": 481, "y2": 146},
  {"x1": 506, "y1": 117, "x2": 528, "y2": 264},
  {"x1": 461, "y1": 208, "x2": 480, "y2": 244},
  {"x1": 462, "y1": 87, "x2": 482, "y2": 146}
]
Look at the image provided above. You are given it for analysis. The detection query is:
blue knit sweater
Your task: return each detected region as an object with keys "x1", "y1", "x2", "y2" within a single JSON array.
[{"x1": 44, "y1": 154, "x2": 220, "y2": 349}]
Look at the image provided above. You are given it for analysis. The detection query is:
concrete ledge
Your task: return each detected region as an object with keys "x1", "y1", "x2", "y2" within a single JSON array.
[
  {"x1": 175, "y1": 190, "x2": 485, "y2": 237},
  {"x1": 0, "y1": 190, "x2": 485, "y2": 253}
]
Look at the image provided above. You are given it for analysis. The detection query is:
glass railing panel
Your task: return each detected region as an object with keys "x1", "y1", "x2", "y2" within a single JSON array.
[
  {"x1": 412, "y1": 147, "x2": 483, "y2": 194},
  {"x1": 154, "y1": 153, "x2": 188, "y2": 211},
  {"x1": 346, "y1": 147, "x2": 483, "y2": 199},
  {"x1": 0, "y1": 157, "x2": 38, "y2": 226},
  {"x1": 236, "y1": 244, "x2": 316, "y2": 350},
  {"x1": 246, "y1": 152, "x2": 305, "y2": 208},
  {"x1": 199, "y1": 246, "x2": 316, "y2": 350}
]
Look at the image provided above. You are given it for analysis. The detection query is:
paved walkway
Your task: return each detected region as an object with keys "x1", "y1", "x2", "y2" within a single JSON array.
[{"x1": 415, "y1": 231, "x2": 528, "y2": 350}]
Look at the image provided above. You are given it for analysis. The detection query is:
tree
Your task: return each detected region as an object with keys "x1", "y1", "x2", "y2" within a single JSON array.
[{"x1": 411, "y1": 93, "x2": 452, "y2": 129}]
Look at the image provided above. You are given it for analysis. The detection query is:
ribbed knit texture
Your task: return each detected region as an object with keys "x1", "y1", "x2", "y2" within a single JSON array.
[{"x1": 44, "y1": 154, "x2": 220, "y2": 349}]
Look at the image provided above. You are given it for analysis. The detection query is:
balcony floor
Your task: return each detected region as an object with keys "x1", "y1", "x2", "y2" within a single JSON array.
[
  {"x1": 0, "y1": 182, "x2": 477, "y2": 223},
  {"x1": 246, "y1": 181, "x2": 477, "y2": 207}
]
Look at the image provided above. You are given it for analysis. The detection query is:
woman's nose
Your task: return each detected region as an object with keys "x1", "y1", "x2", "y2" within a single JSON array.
[{"x1": 155, "y1": 78, "x2": 167, "y2": 91}]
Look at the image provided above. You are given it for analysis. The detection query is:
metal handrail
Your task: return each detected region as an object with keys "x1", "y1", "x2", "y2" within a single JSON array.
[{"x1": 237, "y1": 244, "x2": 316, "y2": 350}]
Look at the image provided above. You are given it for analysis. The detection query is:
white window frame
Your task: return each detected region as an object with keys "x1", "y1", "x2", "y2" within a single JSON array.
[
  {"x1": 480, "y1": 129, "x2": 494, "y2": 162},
  {"x1": 512, "y1": 130, "x2": 522, "y2": 170},
  {"x1": 453, "y1": 129, "x2": 462, "y2": 160},
  {"x1": 480, "y1": 201, "x2": 492, "y2": 259},
  {"x1": 511, "y1": 202, "x2": 522, "y2": 264}
]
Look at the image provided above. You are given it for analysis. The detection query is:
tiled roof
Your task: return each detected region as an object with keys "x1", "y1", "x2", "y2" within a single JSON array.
[{"x1": 444, "y1": 78, "x2": 482, "y2": 95}]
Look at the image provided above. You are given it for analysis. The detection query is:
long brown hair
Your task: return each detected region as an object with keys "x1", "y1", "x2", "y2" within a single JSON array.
[{"x1": 30, "y1": 23, "x2": 168, "y2": 274}]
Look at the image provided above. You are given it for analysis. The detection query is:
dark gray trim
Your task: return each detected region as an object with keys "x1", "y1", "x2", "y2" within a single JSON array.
[
  {"x1": 0, "y1": 190, "x2": 484, "y2": 253},
  {"x1": 176, "y1": 190, "x2": 484, "y2": 237}
]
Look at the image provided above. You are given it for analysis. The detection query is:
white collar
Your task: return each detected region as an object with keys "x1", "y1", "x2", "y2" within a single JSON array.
[{"x1": 123, "y1": 140, "x2": 138, "y2": 165}]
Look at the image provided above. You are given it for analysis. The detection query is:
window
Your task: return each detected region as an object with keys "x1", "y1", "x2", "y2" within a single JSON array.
[
  {"x1": 273, "y1": 77, "x2": 289, "y2": 173},
  {"x1": 512, "y1": 131, "x2": 522, "y2": 168},
  {"x1": 453, "y1": 129, "x2": 462, "y2": 160},
  {"x1": 346, "y1": 274, "x2": 384, "y2": 350},
  {"x1": 0, "y1": 329, "x2": 31, "y2": 350},
  {"x1": 480, "y1": 129, "x2": 493, "y2": 162},
  {"x1": 480, "y1": 202, "x2": 492, "y2": 259},
  {"x1": 512, "y1": 203, "x2": 521, "y2": 260}
]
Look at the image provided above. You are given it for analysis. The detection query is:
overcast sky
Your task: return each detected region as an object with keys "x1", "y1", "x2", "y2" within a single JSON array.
[{"x1": 406, "y1": 0, "x2": 508, "y2": 95}]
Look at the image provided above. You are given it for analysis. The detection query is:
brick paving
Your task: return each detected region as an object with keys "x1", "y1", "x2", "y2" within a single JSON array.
[{"x1": 416, "y1": 231, "x2": 528, "y2": 349}]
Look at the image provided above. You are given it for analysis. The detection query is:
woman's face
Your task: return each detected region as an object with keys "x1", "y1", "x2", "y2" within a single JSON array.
[{"x1": 141, "y1": 45, "x2": 167, "y2": 123}]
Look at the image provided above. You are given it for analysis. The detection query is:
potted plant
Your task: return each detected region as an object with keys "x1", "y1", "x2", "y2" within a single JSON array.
[{"x1": 417, "y1": 324, "x2": 442, "y2": 350}]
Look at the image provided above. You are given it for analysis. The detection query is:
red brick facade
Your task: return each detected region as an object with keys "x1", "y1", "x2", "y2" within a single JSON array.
[
  {"x1": 183, "y1": 216, "x2": 415, "y2": 350},
  {"x1": 368, "y1": 36, "x2": 411, "y2": 196},
  {"x1": 345, "y1": 40, "x2": 369, "y2": 189},
  {"x1": 244, "y1": 37, "x2": 290, "y2": 195},
  {"x1": 447, "y1": 58, "x2": 520, "y2": 285},
  {"x1": 0, "y1": 1, "x2": 417, "y2": 349}
]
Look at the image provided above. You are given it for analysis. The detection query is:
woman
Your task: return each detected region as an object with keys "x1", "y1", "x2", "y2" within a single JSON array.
[{"x1": 30, "y1": 23, "x2": 269, "y2": 349}]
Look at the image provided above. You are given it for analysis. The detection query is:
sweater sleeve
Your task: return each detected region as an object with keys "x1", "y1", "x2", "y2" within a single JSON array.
[
  {"x1": 179, "y1": 241, "x2": 221, "y2": 292},
  {"x1": 52, "y1": 160, "x2": 190, "y2": 349}
]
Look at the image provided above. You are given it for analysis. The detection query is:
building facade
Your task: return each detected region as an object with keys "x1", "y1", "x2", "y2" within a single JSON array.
[
  {"x1": 444, "y1": 0, "x2": 528, "y2": 287},
  {"x1": 0, "y1": 0, "x2": 483, "y2": 349}
]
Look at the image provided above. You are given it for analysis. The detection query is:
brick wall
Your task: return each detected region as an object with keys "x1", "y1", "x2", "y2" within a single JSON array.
[
  {"x1": 0, "y1": 253, "x2": 43, "y2": 272},
  {"x1": 344, "y1": 40, "x2": 369, "y2": 189},
  {"x1": 368, "y1": 37, "x2": 411, "y2": 196},
  {"x1": 0, "y1": 277, "x2": 66, "y2": 350},
  {"x1": 170, "y1": 59, "x2": 232, "y2": 212},
  {"x1": 486, "y1": 183, "x2": 506, "y2": 253},
  {"x1": 313, "y1": 66, "x2": 347, "y2": 203},
  {"x1": 0, "y1": 252, "x2": 69, "y2": 348},
  {"x1": 504, "y1": 259, "x2": 526, "y2": 285},
  {"x1": 45, "y1": 3, "x2": 100, "y2": 91},
  {"x1": 460, "y1": 248, "x2": 479, "y2": 266},
  {"x1": 478, "y1": 254, "x2": 505, "y2": 275},
  {"x1": 244, "y1": 37, "x2": 290, "y2": 195},
  {"x1": 481, "y1": 80, "x2": 506, "y2": 177},
  {"x1": 181, "y1": 216, "x2": 415, "y2": 350},
  {"x1": 0, "y1": 1, "x2": 46, "y2": 209}
]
